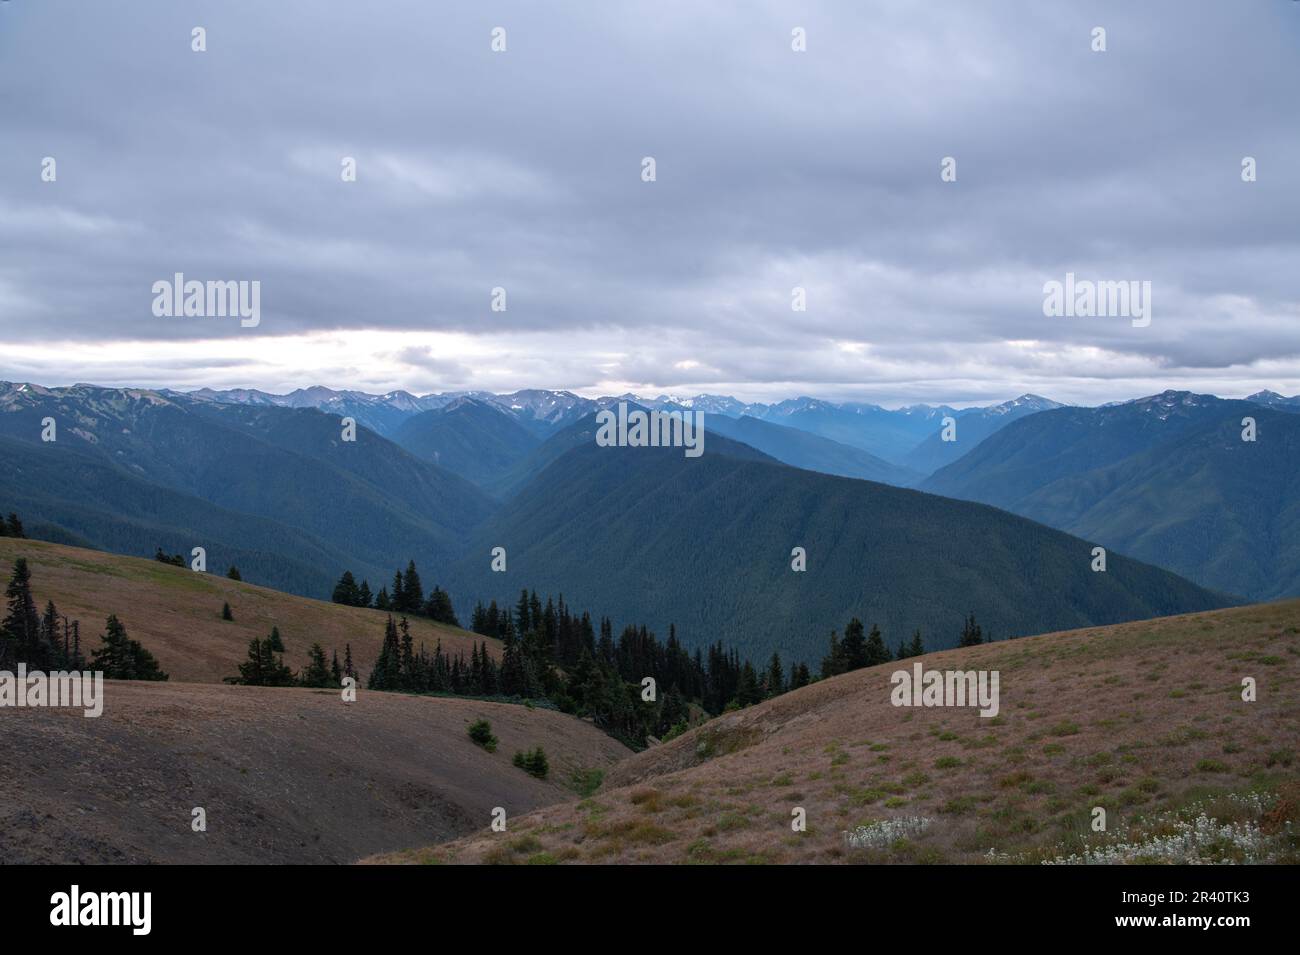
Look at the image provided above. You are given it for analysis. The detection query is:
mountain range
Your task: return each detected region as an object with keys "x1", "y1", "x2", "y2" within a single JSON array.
[
  {"x1": 183, "y1": 384, "x2": 1065, "y2": 474},
  {"x1": 6, "y1": 379, "x2": 1299, "y2": 663},
  {"x1": 921, "y1": 390, "x2": 1300, "y2": 601}
]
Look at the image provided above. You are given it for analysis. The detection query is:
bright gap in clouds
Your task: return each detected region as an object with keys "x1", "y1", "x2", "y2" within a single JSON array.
[{"x1": 3, "y1": 329, "x2": 1297, "y2": 408}]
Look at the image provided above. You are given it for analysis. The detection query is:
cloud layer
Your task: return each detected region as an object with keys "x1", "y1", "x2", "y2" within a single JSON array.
[{"x1": 1, "y1": 0, "x2": 1298, "y2": 405}]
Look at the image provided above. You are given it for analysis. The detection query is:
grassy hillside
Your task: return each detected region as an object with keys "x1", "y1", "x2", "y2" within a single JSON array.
[
  {"x1": 0, "y1": 537, "x2": 493, "y2": 684},
  {"x1": 374, "y1": 599, "x2": 1300, "y2": 865},
  {"x1": 451, "y1": 435, "x2": 1231, "y2": 663},
  {"x1": 0, "y1": 681, "x2": 629, "y2": 863}
]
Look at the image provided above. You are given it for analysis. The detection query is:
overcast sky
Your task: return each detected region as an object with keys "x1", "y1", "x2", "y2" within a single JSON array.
[{"x1": 1, "y1": 0, "x2": 1297, "y2": 407}]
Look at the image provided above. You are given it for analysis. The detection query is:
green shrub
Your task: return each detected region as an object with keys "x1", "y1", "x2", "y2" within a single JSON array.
[
  {"x1": 468, "y1": 719, "x2": 498, "y2": 753},
  {"x1": 513, "y1": 746, "x2": 550, "y2": 779}
]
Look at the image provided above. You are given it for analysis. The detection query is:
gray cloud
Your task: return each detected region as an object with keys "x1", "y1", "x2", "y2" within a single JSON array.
[{"x1": 1, "y1": 0, "x2": 1298, "y2": 404}]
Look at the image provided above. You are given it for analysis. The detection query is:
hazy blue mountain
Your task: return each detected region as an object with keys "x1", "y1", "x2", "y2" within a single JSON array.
[
  {"x1": 448, "y1": 429, "x2": 1230, "y2": 664},
  {"x1": 749, "y1": 398, "x2": 954, "y2": 463},
  {"x1": 921, "y1": 392, "x2": 1299, "y2": 600},
  {"x1": 182, "y1": 383, "x2": 1072, "y2": 464},
  {"x1": 0, "y1": 383, "x2": 494, "y2": 595},
  {"x1": 901, "y1": 395, "x2": 1063, "y2": 474},
  {"x1": 391, "y1": 397, "x2": 541, "y2": 490},
  {"x1": 705, "y1": 414, "x2": 920, "y2": 485}
]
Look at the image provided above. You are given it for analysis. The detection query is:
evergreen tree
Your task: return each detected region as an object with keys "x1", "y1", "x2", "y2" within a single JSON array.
[
  {"x1": 424, "y1": 586, "x2": 460, "y2": 626},
  {"x1": 226, "y1": 566, "x2": 241, "y2": 581},
  {"x1": 398, "y1": 617, "x2": 416, "y2": 690},
  {"x1": 735, "y1": 661, "x2": 762, "y2": 707},
  {"x1": 368, "y1": 616, "x2": 402, "y2": 690},
  {"x1": 5, "y1": 512, "x2": 26, "y2": 538},
  {"x1": 841, "y1": 618, "x2": 868, "y2": 670},
  {"x1": 91, "y1": 615, "x2": 168, "y2": 681},
  {"x1": 268, "y1": 625, "x2": 285, "y2": 652},
  {"x1": 515, "y1": 589, "x2": 532, "y2": 635},
  {"x1": 402, "y1": 561, "x2": 423, "y2": 613},
  {"x1": 300, "y1": 643, "x2": 332, "y2": 687},
  {"x1": 330, "y1": 649, "x2": 343, "y2": 685},
  {"x1": 92, "y1": 615, "x2": 138, "y2": 679},
  {"x1": 864, "y1": 623, "x2": 891, "y2": 667},
  {"x1": 374, "y1": 587, "x2": 391, "y2": 611},
  {"x1": 765, "y1": 652, "x2": 785, "y2": 698},
  {"x1": 820, "y1": 630, "x2": 844, "y2": 679},
  {"x1": 391, "y1": 571, "x2": 406, "y2": 614},
  {"x1": 512, "y1": 746, "x2": 549, "y2": 778},
  {"x1": 221, "y1": 602, "x2": 233, "y2": 621},
  {"x1": 1, "y1": 557, "x2": 41, "y2": 667},
  {"x1": 236, "y1": 635, "x2": 291, "y2": 686},
  {"x1": 343, "y1": 643, "x2": 356, "y2": 679},
  {"x1": 959, "y1": 613, "x2": 983, "y2": 648},
  {"x1": 468, "y1": 719, "x2": 498, "y2": 752},
  {"x1": 357, "y1": 579, "x2": 373, "y2": 609},
  {"x1": 907, "y1": 629, "x2": 925, "y2": 658},
  {"x1": 332, "y1": 571, "x2": 360, "y2": 606}
]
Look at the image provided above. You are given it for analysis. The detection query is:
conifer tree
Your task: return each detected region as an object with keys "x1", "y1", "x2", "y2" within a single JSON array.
[
  {"x1": 907, "y1": 629, "x2": 925, "y2": 658},
  {"x1": 221, "y1": 601, "x2": 233, "y2": 621},
  {"x1": 226, "y1": 566, "x2": 241, "y2": 581},
  {"x1": 864, "y1": 623, "x2": 891, "y2": 667},
  {"x1": 332, "y1": 571, "x2": 359, "y2": 606},
  {"x1": 92, "y1": 615, "x2": 168, "y2": 681},
  {"x1": 268, "y1": 625, "x2": 285, "y2": 652},
  {"x1": 959, "y1": 613, "x2": 983, "y2": 647},
  {"x1": 369, "y1": 616, "x2": 402, "y2": 690},
  {"x1": 736, "y1": 661, "x2": 762, "y2": 707},
  {"x1": 301, "y1": 643, "x2": 332, "y2": 687},
  {"x1": 1, "y1": 557, "x2": 40, "y2": 667},
  {"x1": 765, "y1": 652, "x2": 785, "y2": 698},
  {"x1": 330, "y1": 649, "x2": 343, "y2": 685},
  {"x1": 820, "y1": 630, "x2": 843, "y2": 679},
  {"x1": 402, "y1": 561, "x2": 423, "y2": 612},
  {"x1": 841, "y1": 618, "x2": 868, "y2": 670},
  {"x1": 424, "y1": 586, "x2": 459, "y2": 626}
]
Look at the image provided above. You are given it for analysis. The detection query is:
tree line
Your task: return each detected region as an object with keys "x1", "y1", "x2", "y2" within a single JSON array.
[
  {"x1": 332, "y1": 564, "x2": 992, "y2": 748},
  {"x1": 231, "y1": 625, "x2": 357, "y2": 689},
  {"x1": 332, "y1": 561, "x2": 458, "y2": 625}
]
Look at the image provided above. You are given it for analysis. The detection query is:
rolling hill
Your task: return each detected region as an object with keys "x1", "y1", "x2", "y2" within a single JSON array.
[
  {"x1": 921, "y1": 392, "x2": 1300, "y2": 601},
  {"x1": 447, "y1": 429, "x2": 1232, "y2": 664},
  {"x1": 0, "y1": 537, "x2": 492, "y2": 684},
  {"x1": 0, "y1": 681, "x2": 629, "y2": 863},
  {"x1": 372, "y1": 598, "x2": 1300, "y2": 865}
]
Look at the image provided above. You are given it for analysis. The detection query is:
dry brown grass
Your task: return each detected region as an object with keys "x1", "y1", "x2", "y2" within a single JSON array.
[
  {"x1": 0, "y1": 537, "x2": 494, "y2": 683},
  {"x1": 370, "y1": 600, "x2": 1300, "y2": 865},
  {"x1": 0, "y1": 680, "x2": 629, "y2": 863}
]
